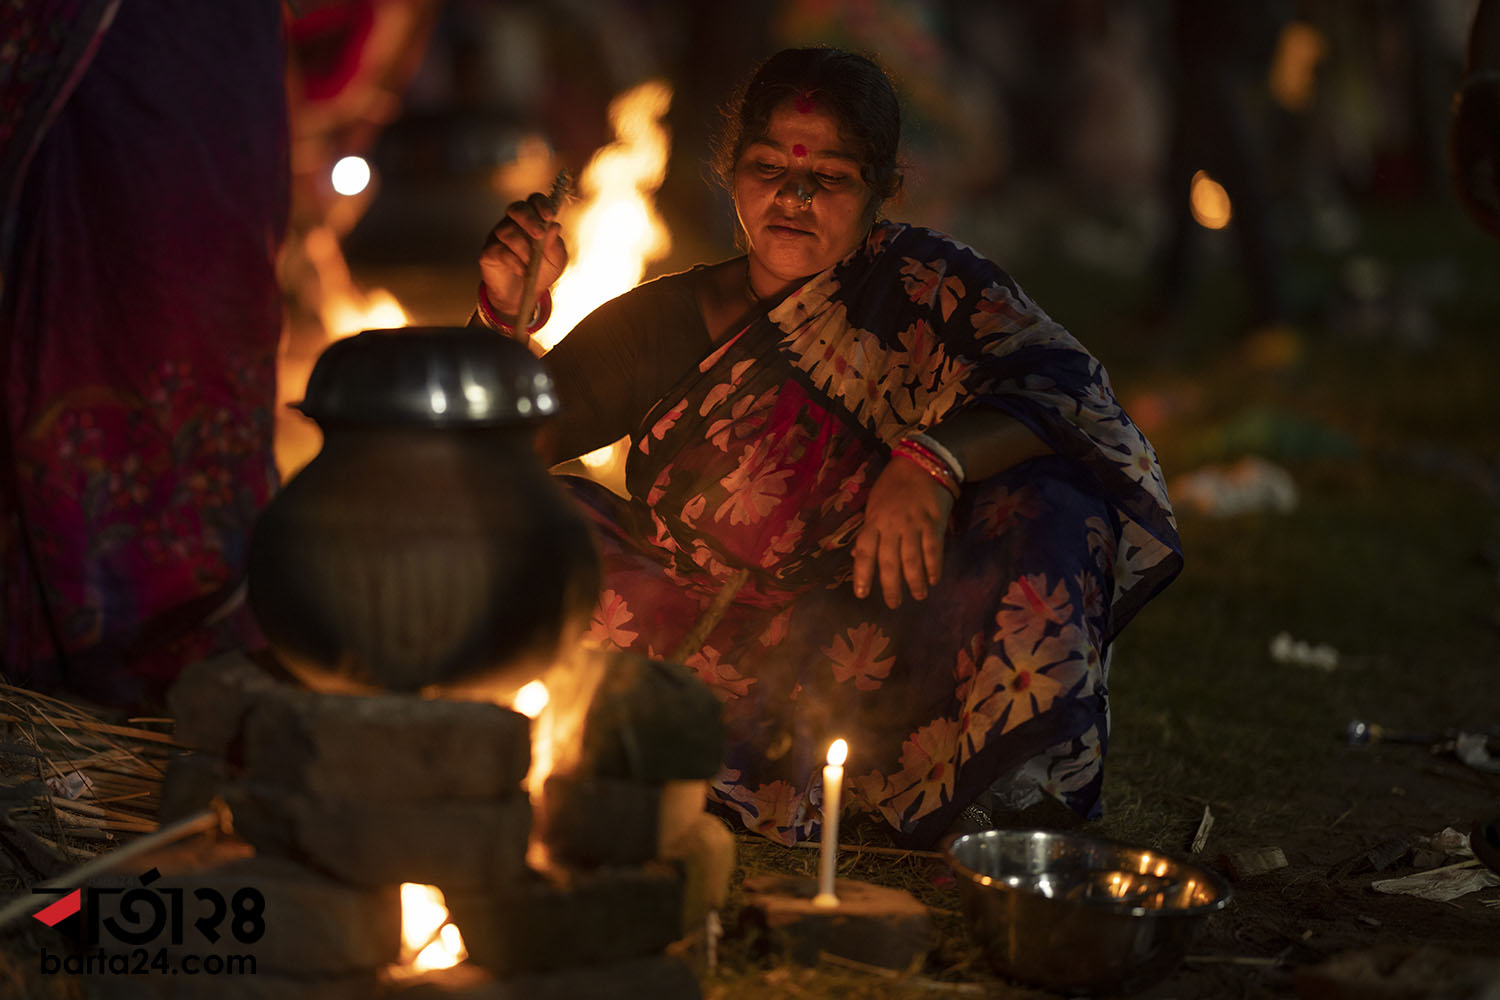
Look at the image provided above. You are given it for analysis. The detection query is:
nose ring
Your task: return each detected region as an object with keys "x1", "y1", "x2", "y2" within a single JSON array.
[{"x1": 795, "y1": 183, "x2": 813, "y2": 209}]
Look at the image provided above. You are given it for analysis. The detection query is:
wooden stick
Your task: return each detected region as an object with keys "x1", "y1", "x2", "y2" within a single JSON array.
[
  {"x1": 670, "y1": 568, "x2": 751, "y2": 662},
  {"x1": 512, "y1": 170, "x2": 571, "y2": 336}
]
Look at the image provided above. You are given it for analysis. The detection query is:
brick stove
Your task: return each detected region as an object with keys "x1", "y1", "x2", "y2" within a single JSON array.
[{"x1": 88, "y1": 645, "x2": 732, "y2": 999}]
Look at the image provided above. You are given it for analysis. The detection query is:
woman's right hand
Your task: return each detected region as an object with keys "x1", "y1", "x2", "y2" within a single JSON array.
[{"x1": 479, "y1": 191, "x2": 568, "y2": 324}]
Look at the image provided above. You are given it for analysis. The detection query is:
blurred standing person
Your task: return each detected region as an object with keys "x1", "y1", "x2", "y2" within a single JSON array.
[
  {"x1": 0, "y1": 0, "x2": 289, "y2": 707},
  {"x1": 1450, "y1": 0, "x2": 1500, "y2": 879}
]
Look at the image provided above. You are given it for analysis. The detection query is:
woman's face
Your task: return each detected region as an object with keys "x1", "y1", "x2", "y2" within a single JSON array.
[{"x1": 734, "y1": 98, "x2": 876, "y2": 294}]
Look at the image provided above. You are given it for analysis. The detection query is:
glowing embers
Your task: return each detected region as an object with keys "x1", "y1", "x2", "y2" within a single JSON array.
[{"x1": 397, "y1": 883, "x2": 467, "y2": 974}]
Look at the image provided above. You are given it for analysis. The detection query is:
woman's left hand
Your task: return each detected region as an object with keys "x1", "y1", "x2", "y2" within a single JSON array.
[{"x1": 852, "y1": 457, "x2": 955, "y2": 608}]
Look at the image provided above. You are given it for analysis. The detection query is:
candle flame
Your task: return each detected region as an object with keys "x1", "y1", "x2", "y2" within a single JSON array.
[{"x1": 826, "y1": 738, "x2": 848, "y2": 767}]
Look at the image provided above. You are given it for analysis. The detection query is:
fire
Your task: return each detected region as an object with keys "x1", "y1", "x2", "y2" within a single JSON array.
[
  {"x1": 1189, "y1": 170, "x2": 1232, "y2": 230},
  {"x1": 319, "y1": 286, "x2": 408, "y2": 341},
  {"x1": 396, "y1": 883, "x2": 466, "y2": 974},
  {"x1": 542, "y1": 79, "x2": 673, "y2": 350},
  {"x1": 512, "y1": 679, "x2": 550, "y2": 719},
  {"x1": 541, "y1": 80, "x2": 673, "y2": 484}
]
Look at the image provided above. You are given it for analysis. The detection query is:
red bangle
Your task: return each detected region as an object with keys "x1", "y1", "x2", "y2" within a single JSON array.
[
  {"x1": 901, "y1": 431, "x2": 965, "y2": 484},
  {"x1": 477, "y1": 282, "x2": 553, "y2": 335},
  {"x1": 891, "y1": 445, "x2": 960, "y2": 499},
  {"x1": 892, "y1": 439, "x2": 956, "y2": 482}
]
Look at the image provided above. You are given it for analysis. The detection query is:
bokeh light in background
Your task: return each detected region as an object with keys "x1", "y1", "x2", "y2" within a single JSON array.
[
  {"x1": 331, "y1": 155, "x2": 372, "y2": 196},
  {"x1": 1189, "y1": 170, "x2": 1233, "y2": 230}
]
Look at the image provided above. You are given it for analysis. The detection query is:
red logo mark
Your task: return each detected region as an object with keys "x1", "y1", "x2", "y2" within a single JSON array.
[{"x1": 32, "y1": 890, "x2": 82, "y2": 927}]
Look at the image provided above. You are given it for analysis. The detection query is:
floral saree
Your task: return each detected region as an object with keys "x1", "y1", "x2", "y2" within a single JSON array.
[{"x1": 564, "y1": 221, "x2": 1180, "y2": 846}]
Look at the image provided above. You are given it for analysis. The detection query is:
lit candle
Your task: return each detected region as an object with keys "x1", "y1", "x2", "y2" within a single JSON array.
[{"x1": 813, "y1": 738, "x2": 847, "y2": 907}]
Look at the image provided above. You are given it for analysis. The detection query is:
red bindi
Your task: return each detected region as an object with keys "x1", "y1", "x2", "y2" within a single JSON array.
[
  {"x1": 794, "y1": 92, "x2": 816, "y2": 114},
  {"x1": 791, "y1": 143, "x2": 807, "y2": 158}
]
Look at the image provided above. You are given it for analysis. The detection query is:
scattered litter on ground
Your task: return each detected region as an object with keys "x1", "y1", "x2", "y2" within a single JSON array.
[
  {"x1": 1367, "y1": 827, "x2": 1500, "y2": 901},
  {"x1": 1455, "y1": 732, "x2": 1500, "y2": 774},
  {"x1": 1411, "y1": 826, "x2": 1475, "y2": 869},
  {"x1": 1371, "y1": 859, "x2": 1500, "y2": 902},
  {"x1": 1170, "y1": 455, "x2": 1298, "y2": 517},
  {"x1": 41, "y1": 770, "x2": 94, "y2": 800},
  {"x1": 1329, "y1": 836, "x2": 1410, "y2": 879},
  {"x1": 1189, "y1": 805, "x2": 1214, "y2": 855},
  {"x1": 1270, "y1": 631, "x2": 1339, "y2": 671},
  {"x1": 1221, "y1": 847, "x2": 1288, "y2": 880}
]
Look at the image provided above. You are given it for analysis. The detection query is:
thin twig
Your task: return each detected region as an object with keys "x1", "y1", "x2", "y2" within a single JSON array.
[
  {"x1": 817, "y1": 952, "x2": 984, "y2": 993},
  {"x1": 744, "y1": 835, "x2": 944, "y2": 861},
  {"x1": 0, "y1": 714, "x2": 180, "y2": 747},
  {"x1": 672, "y1": 568, "x2": 751, "y2": 661}
]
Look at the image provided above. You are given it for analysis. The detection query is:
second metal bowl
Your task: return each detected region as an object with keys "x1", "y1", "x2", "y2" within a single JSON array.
[{"x1": 945, "y1": 828, "x2": 1232, "y2": 995}]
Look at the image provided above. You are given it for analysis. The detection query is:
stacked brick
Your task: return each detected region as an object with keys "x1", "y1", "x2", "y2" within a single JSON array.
[{"x1": 95, "y1": 647, "x2": 727, "y2": 998}]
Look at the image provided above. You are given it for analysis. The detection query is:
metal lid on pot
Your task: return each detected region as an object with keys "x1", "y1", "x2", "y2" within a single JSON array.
[{"x1": 294, "y1": 327, "x2": 559, "y2": 427}]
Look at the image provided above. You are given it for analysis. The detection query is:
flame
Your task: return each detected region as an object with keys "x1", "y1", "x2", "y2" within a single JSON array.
[
  {"x1": 498, "y1": 651, "x2": 612, "y2": 871},
  {"x1": 320, "y1": 286, "x2": 409, "y2": 341},
  {"x1": 535, "y1": 80, "x2": 673, "y2": 485},
  {"x1": 512, "y1": 680, "x2": 550, "y2": 719},
  {"x1": 541, "y1": 79, "x2": 673, "y2": 351},
  {"x1": 827, "y1": 738, "x2": 848, "y2": 767},
  {"x1": 1189, "y1": 170, "x2": 1232, "y2": 230},
  {"x1": 396, "y1": 883, "x2": 466, "y2": 974}
]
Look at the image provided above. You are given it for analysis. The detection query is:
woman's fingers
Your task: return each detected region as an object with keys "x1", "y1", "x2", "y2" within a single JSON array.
[
  {"x1": 878, "y1": 525, "x2": 906, "y2": 608},
  {"x1": 922, "y1": 517, "x2": 944, "y2": 586},
  {"x1": 852, "y1": 523, "x2": 878, "y2": 600},
  {"x1": 852, "y1": 457, "x2": 955, "y2": 608},
  {"x1": 479, "y1": 194, "x2": 568, "y2": 318}
]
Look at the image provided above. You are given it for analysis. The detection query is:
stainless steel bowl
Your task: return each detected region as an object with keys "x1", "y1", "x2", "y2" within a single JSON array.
[
  {"x1": 295, "y1": 326, "x2": 558, "y2": 427},
  {"x1": 945, "y1": 829, "x2": 1232, "y2": 995}
]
